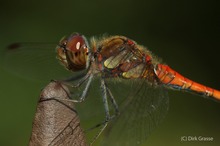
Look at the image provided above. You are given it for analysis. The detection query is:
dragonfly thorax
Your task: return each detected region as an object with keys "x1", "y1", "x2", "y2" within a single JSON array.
[{"x1": 56, "y1": 33, "x2": 89, "y2": 71}]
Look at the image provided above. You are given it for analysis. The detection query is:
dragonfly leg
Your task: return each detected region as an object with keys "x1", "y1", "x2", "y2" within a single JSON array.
[
  {"x1": 55, "y1": 73, "x2": 90, "y2": 88},
  {"x1": 101, "y1": 79, "x2": 111, "y2": 120},
  {"x1": 106, "y1": 87, "x2": 120, "y2": 116},
  {"x1": 76, "y1": 74, "x2": 94, "y2": 102},
  {"x1": 89, "y1": 78, "x2": 111, "y2": 145},
  {"x1": 89, "y1": 78, "x2": 120, "y2": 145},
  {"x1": 51, "y1": 74, "x2": 93, "y2": 103}
]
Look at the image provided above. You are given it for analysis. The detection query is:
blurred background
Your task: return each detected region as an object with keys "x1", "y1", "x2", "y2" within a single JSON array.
[{"x1": 0, "y1": 0, "x2": 220, "y2": 146}]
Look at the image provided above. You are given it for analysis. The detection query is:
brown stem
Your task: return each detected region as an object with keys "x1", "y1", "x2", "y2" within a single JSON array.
[{"x1": 29, "y1": 81, "x2": 87, "y2": 146}]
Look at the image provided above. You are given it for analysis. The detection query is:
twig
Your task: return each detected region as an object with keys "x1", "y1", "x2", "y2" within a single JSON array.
[{"x1": 29, "y1": 81, "x2": 87, "y2": 146}]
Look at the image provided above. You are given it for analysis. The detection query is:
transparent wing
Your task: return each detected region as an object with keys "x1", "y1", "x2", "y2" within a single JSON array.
[
  {"x1": 101, "y1": 78, "x2": 169, "y2": 146},
  {"x1": 73, "y1": 77, "x2": 169, "y2": 146},
  {"x1": 2, "y1": 43, "x2": 72, "y2": 83}
]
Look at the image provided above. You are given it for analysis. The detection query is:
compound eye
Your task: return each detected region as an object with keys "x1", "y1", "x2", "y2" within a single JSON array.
[
  {"x1": 76, "y1": 41, "x2": 81, "y2": 50},
  {"x1": 66, "y1": 33, "x2": 87, "y2": 52}
]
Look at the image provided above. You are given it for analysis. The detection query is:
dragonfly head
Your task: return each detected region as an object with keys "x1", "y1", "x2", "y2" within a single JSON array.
[{"x1": 56, "y1": 33, "x2": 89, "y2": 71}]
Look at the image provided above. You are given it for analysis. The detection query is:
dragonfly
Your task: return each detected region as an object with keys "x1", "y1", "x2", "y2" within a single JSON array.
[{"x1": 4, "y1": 33, "x2": 220, "y2": 146}]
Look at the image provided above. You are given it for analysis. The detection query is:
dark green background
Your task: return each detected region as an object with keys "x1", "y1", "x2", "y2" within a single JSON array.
[{"x1": 0, "y1": 0, "x2": 220, "y2": 146}]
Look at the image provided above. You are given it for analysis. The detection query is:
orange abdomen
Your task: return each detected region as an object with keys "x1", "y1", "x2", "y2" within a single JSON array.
[{"x1": 154, "y1": 64, "x2": 220, "y2": 101}]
